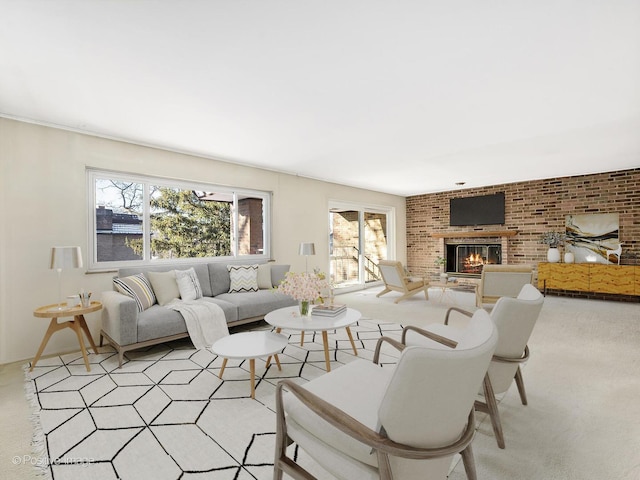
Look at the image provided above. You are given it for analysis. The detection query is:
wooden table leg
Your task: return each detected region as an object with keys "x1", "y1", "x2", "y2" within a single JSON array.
[
  {"x1": 29, "y1": 318, "x2": 60, "y2": 372},
  {"x1": 218, "y1": 358, "x2": 228, "y2": 378},
  {"x1": 322, "y1": 331, "x2": 331, "y2": 372},
  {"x1": 250, "y1": 359, "x2": 256, "y2": 399},
  {"x1": 345, "y1": 326, "x2": 358, "y2": 356},
  {"x1": 76, "y1": 315, "x2": 98, "y2": 354},
  {"x1": 70, "y1": 320, "x2": 91, "y2": 371},
  {"x1": 274, "y1": 354, "x2": 282, "y2": 371},
  {"x1": 300, "y1": 331, "x2": 305, "y2": 346}
]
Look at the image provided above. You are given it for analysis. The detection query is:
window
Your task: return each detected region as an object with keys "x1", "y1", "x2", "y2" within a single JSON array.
[{"x1": 88, "y1": 169, "x2": 270, "y2": 271}]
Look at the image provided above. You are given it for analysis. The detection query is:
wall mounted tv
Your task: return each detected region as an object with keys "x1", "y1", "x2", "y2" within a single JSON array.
[{"x1": 449, "y1": 192, "x2": 505, "y2": 226}]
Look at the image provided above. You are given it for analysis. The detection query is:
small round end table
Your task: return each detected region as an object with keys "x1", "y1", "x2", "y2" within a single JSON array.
[
  {"x1": 30, "y1": 301, "x2": 102, "y2": 372},
  {"x1": 211, "y1": 331, "x2": 288, "y2": 399}
]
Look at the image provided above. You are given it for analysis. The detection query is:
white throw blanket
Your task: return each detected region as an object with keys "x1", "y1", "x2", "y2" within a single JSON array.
[{"x1": 166, "y1": 299, "x2": 229, "y2": 349}]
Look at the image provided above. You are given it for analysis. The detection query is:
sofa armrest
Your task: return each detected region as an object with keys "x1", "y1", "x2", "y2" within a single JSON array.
[{"x1": 101, "y1": 291, "x2": 139, "y2": 346}]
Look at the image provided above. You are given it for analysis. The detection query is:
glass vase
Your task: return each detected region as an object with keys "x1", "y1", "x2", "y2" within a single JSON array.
[{"x1": 299, "y1": 300, "x2": 311, "y2": 317}]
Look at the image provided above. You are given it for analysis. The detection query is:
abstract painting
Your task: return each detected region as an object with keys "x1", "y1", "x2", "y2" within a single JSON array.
[{"x1": 565, "y1": 213, "x2": 620, "y2": 264}]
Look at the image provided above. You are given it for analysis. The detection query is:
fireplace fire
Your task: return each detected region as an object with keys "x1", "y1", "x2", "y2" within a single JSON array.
[{"x1": 445, "y1": 243, "x2": 501, "y2": 276}]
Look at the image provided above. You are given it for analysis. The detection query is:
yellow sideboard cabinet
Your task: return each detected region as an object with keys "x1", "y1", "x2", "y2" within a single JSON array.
[{"x1": 538, "y1": 263, "x2": 639, "y2": 296}]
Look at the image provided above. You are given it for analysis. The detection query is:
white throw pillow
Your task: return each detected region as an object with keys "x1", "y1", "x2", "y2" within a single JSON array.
[
  {"x1": 257, "y1": 264, "x2": 272, "y2": 289},
  {"x1": 227, "y1": 265, "x2": 259, "y2": 293},
  {"x1": 147, "y1": 270, "x2": 180, "y2": 306},
  {"x1": 175, "y1": 267, "x2": 203, "y2": 301}
]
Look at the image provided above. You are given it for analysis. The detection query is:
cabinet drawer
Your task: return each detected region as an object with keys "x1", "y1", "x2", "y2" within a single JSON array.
[
  {"x1": 589, "y1": 265, "x2": 635, "y2": 295},
  {"x1": 538, "y1": 263, "x2": 590, "y2": 291}
]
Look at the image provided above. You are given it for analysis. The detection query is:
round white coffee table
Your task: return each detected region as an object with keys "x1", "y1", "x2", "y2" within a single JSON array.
[
  {"x1": 264, "y1": 306, "x2": 361, "y2": 372},
  {"x1": 211, "y1": 331, "x2": 288, "y2": 399}
]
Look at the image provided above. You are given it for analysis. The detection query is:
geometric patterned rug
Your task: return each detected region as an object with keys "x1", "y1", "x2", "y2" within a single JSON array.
[{"x1": 24, "y1": 318, "x2": 404, "y2": 480}]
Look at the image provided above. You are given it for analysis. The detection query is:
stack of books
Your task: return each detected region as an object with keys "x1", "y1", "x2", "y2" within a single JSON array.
[{"x1": 312, "y1": 303, "x2": 347, "y2": 317}]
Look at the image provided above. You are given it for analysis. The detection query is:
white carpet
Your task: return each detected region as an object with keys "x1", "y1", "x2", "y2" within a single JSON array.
[
  {"x1": 24, "y1": 318, "x2": 405, "y2": 480},
  {"x1": 22, "y1": 286, "x2": 640, "y2": 480}
]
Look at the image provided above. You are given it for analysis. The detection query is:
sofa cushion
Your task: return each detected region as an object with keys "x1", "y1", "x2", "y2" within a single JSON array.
[
  {"x1": 175, "y1": 267, "x2": 203, "y2": 301},
  {"x1": 216, "y1": 290, "x2": 297, "y2": 319},
  {"x1": 118, "y1": 264, "x2": 213, "y2": 298},
  {"x1": 208, "y1": 263, "x2": 231, "y2": 296},
  {"x1": 270, "y1": 264, "x2": 290, "y2": 288},
  {"x1": 113, "y1": 274, "x2": 156, "y2": 312},
  {"x1": 227, "y1": 265, "x2": 259, "y2": 293},
  {"x1": 257, "y1": 264, "x2": 272, "y2": 289},
  {"x1": 200, "y1": 297, "x2": 239, "y2": 323},
  {"x1": 147, "y1": 270, "x2": 181, "y2": 306},
  {"x1": 137, "y1": 305, "x2": 187, "y2": 342}
]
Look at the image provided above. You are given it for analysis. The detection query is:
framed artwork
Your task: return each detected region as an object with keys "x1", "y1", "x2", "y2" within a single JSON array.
[{"x1": 565, "y1": 213, "x2": 619, "y2": 264}]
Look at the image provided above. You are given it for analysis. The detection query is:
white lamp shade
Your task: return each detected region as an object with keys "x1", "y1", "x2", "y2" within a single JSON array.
[
  {"x1": 298, "y1": 242, "x2": 316, "y2": 256},
  {"x1": 50, "y1": 246, "x2": 83, "y2": 270}
]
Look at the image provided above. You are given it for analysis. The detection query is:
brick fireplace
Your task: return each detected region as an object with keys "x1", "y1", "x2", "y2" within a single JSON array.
[
  {"x1": 445, "y1": 243, "x2": 501, "y2": 275},
  {"x1": 432, "y1": 230, "x2": 517, "y2": 278}
]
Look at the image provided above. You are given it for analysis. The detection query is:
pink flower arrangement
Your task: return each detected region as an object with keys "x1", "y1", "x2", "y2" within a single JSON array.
[{"x1": 277, "y1": 271, "x2": 330, "y2": 302}]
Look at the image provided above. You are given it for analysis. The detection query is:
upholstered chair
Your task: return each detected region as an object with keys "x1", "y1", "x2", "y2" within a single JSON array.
[
  {"x1": 476, "y1": 264, "x2": 533, "y2": 308},
  {"x1": 273, "y1": 308, "x2": 497, "y2": 480},
  {"x1": 404, "y1": 283, "x2": 544, "y2": 449},
  {"x1": 376, "y1": 260, "x2": 429, "y2": 303}
]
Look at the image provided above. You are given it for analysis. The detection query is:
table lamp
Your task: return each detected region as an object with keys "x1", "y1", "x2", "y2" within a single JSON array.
[
  {"x1": 298, "y1": 242, "x2": 315, "y2": 273},
  {"x1": 50, "y1": 246, "x2": 83, "y2": 311}
]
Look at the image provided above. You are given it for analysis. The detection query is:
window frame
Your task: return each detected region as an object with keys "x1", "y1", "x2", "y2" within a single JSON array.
[{"x1": 87, "y1": 168, "x2": 271, "y2": 272}]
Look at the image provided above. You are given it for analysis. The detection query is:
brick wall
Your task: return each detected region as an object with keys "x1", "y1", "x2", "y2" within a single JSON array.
[
  {"x1": 237, "y1": 197, "x2": 264, "y2": 255},
  {"x1": 406, "y1": 168, "x2": 640, "y2": 279}
]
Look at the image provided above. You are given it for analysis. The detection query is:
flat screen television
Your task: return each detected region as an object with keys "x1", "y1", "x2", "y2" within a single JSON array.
[{"x1": 449, "y1": 192, "x2": 505, "y2": 226}]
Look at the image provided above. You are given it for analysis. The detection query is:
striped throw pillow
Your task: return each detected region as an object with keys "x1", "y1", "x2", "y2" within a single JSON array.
[
  {"x1": 227, "y1": 265, "x2": 259, "y2": 293},
  {"x1": 113, "y1": 273, "x2": 157, "y2": 312}
]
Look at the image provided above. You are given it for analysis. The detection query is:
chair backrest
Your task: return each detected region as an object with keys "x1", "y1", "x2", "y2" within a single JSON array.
[
  {"x1": 378, "y1": 260, "x2": 405, "y2": 288},
  {"x1": 378, "y1": 309, "x2": 498, "y2": 448},
  {"x1": 480, "y1": 264, "x2": 533, "y2": 299},
  {"x1": 488, "y1": 283, "x2": 544, "y2": 393}
]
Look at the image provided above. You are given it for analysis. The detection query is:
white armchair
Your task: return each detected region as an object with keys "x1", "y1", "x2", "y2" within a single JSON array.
[
  {"x1": 274, "y1": 308, "x2": 498, "y2": 480},
  {"x1": 405, "y1": 284, "x2": 544, "y2": 449},
  {"x1": 476, "y1": 264, "x2": 533, "y2": 308},
  {"x1": 376, "y1": 260, "x2": 429, "y2": 303}
]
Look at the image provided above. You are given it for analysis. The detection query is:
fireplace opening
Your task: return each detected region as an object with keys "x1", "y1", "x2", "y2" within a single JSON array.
[{"x1": 445, "y1": 243, "x2": 501, "y2": 276}]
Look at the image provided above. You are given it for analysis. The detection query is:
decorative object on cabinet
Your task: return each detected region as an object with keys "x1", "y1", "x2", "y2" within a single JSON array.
[
  {"x1": 565, "y1": 213, "x2": 619, "y2": 264},
  {"x1": 540, "y1": 231, "x2": 565, "y2": 263},
  {"x1": 547, "y1": 248, "x2": 561, "y2": 263},
  {"x1": 606, "y1": 243, "x2": 623, "y2": 265}
]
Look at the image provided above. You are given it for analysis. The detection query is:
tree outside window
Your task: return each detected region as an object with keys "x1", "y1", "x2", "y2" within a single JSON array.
[{"x1": 90, "y1": 172, "x2": 268, "y2": 268}]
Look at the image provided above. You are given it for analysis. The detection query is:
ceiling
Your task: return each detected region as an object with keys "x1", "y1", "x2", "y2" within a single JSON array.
[{"x1": 2, "y1": 1, "x2": 639, "y2": 196}]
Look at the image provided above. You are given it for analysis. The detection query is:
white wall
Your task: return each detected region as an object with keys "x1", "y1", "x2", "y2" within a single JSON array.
[{"x1": 0, "y1": 118, "x2": 406, "y2": 364}]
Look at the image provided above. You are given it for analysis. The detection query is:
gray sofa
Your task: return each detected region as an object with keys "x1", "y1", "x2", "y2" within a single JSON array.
[{"x1": 99, "y1": 262, "x2": 297, "y2": 367}]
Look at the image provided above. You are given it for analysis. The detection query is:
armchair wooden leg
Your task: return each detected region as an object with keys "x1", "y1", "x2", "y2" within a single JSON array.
[
  {"x1": 376, "y1": 451, "x2": 393, "y2": 480},
  {"x1": 376, "y1": 287, "x2": 391, "y2": 298},
  {"x1": 515, "y1": 366, "x2": 528, "y2": 405},
  {"x1": 274, "y1": 384, "x2": 287, "y2": 480},
  {"x1": 461, "y1": 444, "x2": 477, "y2": 480},
  {"x1": 476, "y1": 374, "x2": 506, "y2": 449}
]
